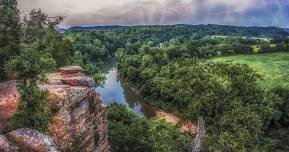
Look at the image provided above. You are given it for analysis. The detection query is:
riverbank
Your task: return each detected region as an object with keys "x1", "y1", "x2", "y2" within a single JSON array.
[
  {"x1": 123, "y1": 81, "x2": 197, "y2": 133},
  {"x1": 97, "y1": 58, "x2": 197, "y2": 133}
]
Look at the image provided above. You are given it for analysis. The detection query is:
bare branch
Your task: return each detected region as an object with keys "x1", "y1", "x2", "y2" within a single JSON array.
[{"x1": 193, "y1": 116, "x2": 205, "y2": 152}]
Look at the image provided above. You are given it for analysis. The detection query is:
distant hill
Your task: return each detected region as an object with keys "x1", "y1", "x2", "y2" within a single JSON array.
[
  {"x1": 61, "y1": 24, "x2": 289, "y2": 38},
  {"x1": 65, "y1": 25, "x2": 128, "y2": 32},
  {"x1": 284, "y1": 28, "x2": 289, "y2": 33}
]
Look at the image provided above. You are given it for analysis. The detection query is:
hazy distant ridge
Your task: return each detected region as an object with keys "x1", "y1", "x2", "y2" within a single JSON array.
[
  {"x1": 66, "y1": 25, "x2": 127, "y2": 32},
  {"x1": 58, "y1": 24, "x2": 289, "y2": 38}
]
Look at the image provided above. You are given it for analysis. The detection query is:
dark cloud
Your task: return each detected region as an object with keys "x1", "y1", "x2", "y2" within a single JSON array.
[{"x1": 18, "y1": 0, "x2": 289, "y2": 27}]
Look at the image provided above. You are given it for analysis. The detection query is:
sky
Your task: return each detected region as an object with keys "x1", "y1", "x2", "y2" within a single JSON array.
[{"x1": 18, "y1": 0, "x2": 289, "y2": 28}]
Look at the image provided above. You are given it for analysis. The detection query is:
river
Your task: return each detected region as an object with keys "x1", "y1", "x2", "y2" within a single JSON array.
[
  {"x1": 95, "y1": 59, "x2": 197, "y2": 132},
  {"x1": 95, "y1": 59, "x2": 157, "y2": 118}
]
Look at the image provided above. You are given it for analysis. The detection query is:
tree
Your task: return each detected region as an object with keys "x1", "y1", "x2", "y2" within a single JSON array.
[
  {"x1": 268, "y1": 88, "x2": 289, "y2": 151},
  {"x1": 44, "y1": 25, "x2": 72, "y2": 66},
  {"x1": 72, "y1": 34, "x2": 108, "y2": 60},
  {"x1": 0, "y1": 0, "x2": 20, "y2": 80},
  {"x1": 5, "y1": 41, "x2": 56, "y2": 133},
  {"x1": 71, "y1": 51, "x2": 105, "y2": 86},
  {"x1": 117, "y1": 46, "x2": 281, "y2": 151},
  {"x1": 21, "y1": 9, "x2": 53, "y2": 44},
  {"x1": 22, "y1": 9, "x2": 70, "y2": 66}
]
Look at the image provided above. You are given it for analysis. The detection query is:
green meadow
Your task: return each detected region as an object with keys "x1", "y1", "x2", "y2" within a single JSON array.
[{"x1": 213, "y1": 52, "x2": 289, "y2": 89}]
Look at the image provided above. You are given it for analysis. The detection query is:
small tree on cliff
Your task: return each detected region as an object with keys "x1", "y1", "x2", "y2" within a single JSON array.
[
  {"x1": 4, "y1": 7, "x2": 69, "y2": 133},
  {"x1": 5, "y1": 42, "x2": 56, "y2": 133},
  {"x1": 21, "y1": 9, "x2": 71, "y2": 67}
]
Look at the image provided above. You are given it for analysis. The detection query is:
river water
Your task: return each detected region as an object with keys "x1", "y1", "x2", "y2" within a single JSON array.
[{"x1": 95, "y1": 59, "x2": 157, "y2": 118}]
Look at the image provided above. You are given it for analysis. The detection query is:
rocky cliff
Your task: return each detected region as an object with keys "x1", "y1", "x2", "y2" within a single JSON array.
[{"x1": 0, "y1": 66, "x2": 109, "y2": 152}]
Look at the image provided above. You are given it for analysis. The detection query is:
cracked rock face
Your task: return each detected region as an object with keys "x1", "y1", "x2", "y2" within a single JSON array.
[{"x1": 42, "y1": 67, "x2": 99, "y2": 152}]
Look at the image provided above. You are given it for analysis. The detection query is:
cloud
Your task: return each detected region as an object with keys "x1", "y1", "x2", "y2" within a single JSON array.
[{"x1": 17, "y1": 0, "x2": 289, "y2": 27}]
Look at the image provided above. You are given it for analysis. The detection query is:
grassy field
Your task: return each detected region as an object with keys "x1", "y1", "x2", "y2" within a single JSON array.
[{"x1": 212, "y1": 52, "x2": 289, "y2": 89}]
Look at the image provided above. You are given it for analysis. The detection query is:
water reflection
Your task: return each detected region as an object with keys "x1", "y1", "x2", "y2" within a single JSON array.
[{"x1": 95, "y1": 59, "x2": 157, "y2": 118}]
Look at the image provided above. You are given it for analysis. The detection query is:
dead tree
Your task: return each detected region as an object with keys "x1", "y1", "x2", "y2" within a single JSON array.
[{"x1": 193, "y1": 116, "x2": 205, "y2": 152}]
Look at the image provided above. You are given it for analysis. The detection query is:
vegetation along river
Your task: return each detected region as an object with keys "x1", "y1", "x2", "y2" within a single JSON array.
[{"x1": 95, "y1": 59, "x2": 157, "y2": 118}]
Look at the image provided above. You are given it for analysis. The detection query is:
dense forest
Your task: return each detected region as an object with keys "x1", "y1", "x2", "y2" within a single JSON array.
[
  {"x1": 0, "y1": 2, "x2": 189, "y2": 152},
  {"x1": 114, "y1": 35, "x2": 289, "y2": 151},
  {"x1": 1, "y1": 1, "x2": 289, "y2": 151},
  {"x1": 63, "y1": 25, "x2": 289, "y2": 62},
  {"x1": 64, "y1": 24, "x2": 289, "y2": 38},
  {"x1": 62, "y1": 25, "x2": 289, "y2": 151}
]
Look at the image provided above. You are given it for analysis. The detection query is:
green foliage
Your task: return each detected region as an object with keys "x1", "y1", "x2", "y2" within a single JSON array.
[
  {"x1": 5, "y1": 38, "x2": 56, "y2": 133},
  {"x1": 71, "y1": 51, "x2": 85, "y2": 67},
  {"x1": 268, "y1": 87, "x2": 289, "y2": 151},
  {"x1": 64, "y1": 134, "x2": 86, "y2": 152},
  {"x1": 2, "y1": 11, "x2": 289, "y2": 150},
  {"x1": 22, "y1": 9, "x2": 62, "y2": 44},
  {"x1": 107, "y1": 104, "x2": 192, "y2": 152},
  {"x1": 44, "y1": 26, "x2": 72, "y2": 66},
  {"x1": 0, "y1": 0, "x2": 20, "y2": 80},
  {"x1": 69, "y1": 33, "x2": 111, "y2": 61},
  {"x1": 117, "y1": 42, "x2": 286, "y2": 151},
  {"x1": 22, "y1": 9, "x2": 71, "y2": 67},
  {"x1": 5, "y1": 43, "x2": 56, "y2": 83},
  {"x1": 8, "y1": 85, "x2": 53, "y2": 133},
  {"x1": 66, "y1": 25, "x2": 289, "y2": 61},
  {"x1": 212, "y1": 52, "x2": 289, "y2": 89},
  {"x1": 71, "y1": 51, "x2": 105, "y2": 86},
  {"x1": 64, "y1": 25, "x2": 289, "y2": 151}
]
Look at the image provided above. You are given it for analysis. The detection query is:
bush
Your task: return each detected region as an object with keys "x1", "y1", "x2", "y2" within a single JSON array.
[
  {"x1": 107, "y1": 104, "x2": 192, "y2": 152},
  {"x1": 8, "y1": 85, "x2": 53, "y2": 133}
]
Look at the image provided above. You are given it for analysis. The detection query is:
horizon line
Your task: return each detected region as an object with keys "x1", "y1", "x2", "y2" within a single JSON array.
[{"x1": 57, "y1": 23, "x2": 289, "y2": 29}]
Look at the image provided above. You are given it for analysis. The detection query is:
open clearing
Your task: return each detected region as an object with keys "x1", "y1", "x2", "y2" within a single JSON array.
[{"x1": 213, "y1": 52, "x2": 289, "y2": 89}]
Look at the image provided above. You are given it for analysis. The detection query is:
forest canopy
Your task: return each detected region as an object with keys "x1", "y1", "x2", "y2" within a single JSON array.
[{"x1": 1, "y1": 2, "x2": 289, "y2": 151}]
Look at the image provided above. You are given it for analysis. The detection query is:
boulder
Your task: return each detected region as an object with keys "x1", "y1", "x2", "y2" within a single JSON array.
[
  {"x1": 0, "y1": 135, "x2": 19, "y2": 152},
  {"x1": 7, "y1": 128, "x2": 59, "y2": 152}
]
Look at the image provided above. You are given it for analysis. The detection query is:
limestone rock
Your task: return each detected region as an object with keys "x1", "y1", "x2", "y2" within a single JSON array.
[
  {"x1": 7, "y1": 128, "x2": 59, "y2": 152},
  {"x1": 61, "y1": 76, "x2": 95, "y2": 87},
  {"x1": 59, "y1": 66, "x2": 83, "y2": 77},
  {"x1": 57, "y1": 66, "x2": 95, "y2": 87}
]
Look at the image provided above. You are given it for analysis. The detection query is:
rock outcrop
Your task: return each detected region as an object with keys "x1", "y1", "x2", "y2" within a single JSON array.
[
  {"x1": 7, "y1": 128, "x2": 59, "y2": 152},
  {"x1": 0, "y1": 66, "x2": 109, "y2": 152}
]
